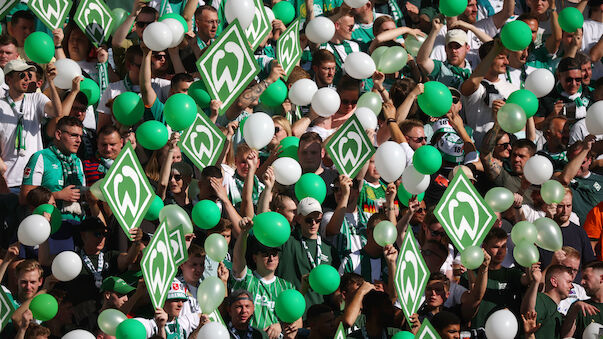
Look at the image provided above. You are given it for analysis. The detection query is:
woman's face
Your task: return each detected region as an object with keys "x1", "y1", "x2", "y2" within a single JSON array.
[
  {"x1": 493, "y1": 134, "x2": 511, "y2": 160},
  {"x1": 68, "y1": 29, "x2": 90, "y2": 61},
  {"x1": 170, "y1": 170, "x2": 184, "y2": 194},
  {"x1": 269, "y1": 123, "x2": 288, "y2": 147}
]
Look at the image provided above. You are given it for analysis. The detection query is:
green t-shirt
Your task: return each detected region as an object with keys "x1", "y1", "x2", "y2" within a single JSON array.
[
  {"x1": 358, "y1": 180, "x2": 387, "y2": 218},
  {"x1": 574, "y1": 299, "x2": 603, "y2": 338},
  {"x1": 232, "y1": 268, "x2": 295, "y2": 329},
  {"x1": 570, "y1": 173, "x2": 603, "y2": 226},
  {"x1": 22, "y1": 148, "x2": 85, "y2": 191},
  {"x1": 289, "y1": 0, "x2": 342, "y2": 25},
  {"x1": 460, "y1": 266, "x2": 524, "y2": 329},
  {"x1": 429, "y1": 60, "x2": 472, "y2": 89},
  {"x1": 534, "y1": 292, "x2": 562, "y2": 339}
]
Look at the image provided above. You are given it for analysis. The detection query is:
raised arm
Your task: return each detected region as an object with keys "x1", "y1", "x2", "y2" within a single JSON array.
[
  {"x1": 157, "y1": 133, "x2": 180, "y2": 199},
  {"x1": 369, "y1": 27, "x2": 425, "y2": 53},
  {"x1": 545, "y1": 0, "x2": 562, "y2": 55},
  {"x1": 416, "y1": 18, "x2": 444, "y2": 75},
  {"x1": 112, "y1": 0, "x2": 145, "y2": 49},
  {"x1": 233, "y1": 217, "x2": 253, "y2": 279},
  {"x1": 44, "y1": 63, "x2": 62, "y2": 118},
  {"x1": 491, "y1": 0, "x2": 515, "y2": 29},
  {"x1": 211, "y1": 177, "x2": 243, "y2": 238},
  {"x1": 383, "y1": 100, "x2": 406, "y2": 144},
  {"x1": 520, "y1": 263, "x2": 542, "y2": 315},
  {"x1": 257, "y1": 167, "x2": 275, "y2": 214},
  {"x1": 450, "y1": 20, "x2": 493, "y2": 43},
  {"x1": 461, "y1": 39, "x2": 503, "y2": 96},
  {"x1": 324, "y1": 175, "x2": 352, "y2": 236},
  {"x1": 240, "y1": 150, "x2": 259, "y2": 218},
  {"x1": 395, "y1": 83, "x2": 423, "y2": 124},
  {"x1": 140, "y1": 45, "x2": 156, "y2": 107},
  {"x1": 555, "y1": 136, "x2": 594, "y2": 185},
  {"x1": 461, "y1": 250, "x2": 490, "y2": 321}
]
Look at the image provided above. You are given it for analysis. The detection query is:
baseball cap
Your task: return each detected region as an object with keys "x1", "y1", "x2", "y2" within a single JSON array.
[
  {"x1": 4, "y1": 59, "x2": 35, "y2": 75},
  {"x1": 437, "y1": 132, "x2": 465, "y2": 164},
  {"x1": 432, "y1": 118, "x2": 456, "y2": 135},
  {"x1": 79, "y1": 217, "x2": 107, "y2": 232},
  {"x1": 167, "y1": 280, "x2": 188, "y2": 300},
  {"x1": 101, "y1": 276, "x2": 136, "y2": 294},
  {"x1": 448, "y1": 165, "x2": 475, "y2": 181},
  {"x1": 297, "y1": 197, "x2": 322, "y2": 216},
  {"x1": 446, "y1": 29, "x2": 468, "y2": 46}
]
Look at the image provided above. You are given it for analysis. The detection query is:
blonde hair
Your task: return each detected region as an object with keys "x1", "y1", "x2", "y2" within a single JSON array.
[
  {"x1": 16, "y1": 259, "x2": 43, "y2": 278},
  {"x1": 272, "y1": 116, "x2": 292, "y2": 136}
]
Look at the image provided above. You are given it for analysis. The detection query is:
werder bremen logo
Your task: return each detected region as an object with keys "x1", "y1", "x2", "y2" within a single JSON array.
[
  {"x1": 101, "y1": 142, "x2": 154, "y2": 240},
  {"x1": 334, "y1": 322, "x2": 347, "y2": 339},
  {"x1": 27, "y1": 0, "x2": 72, "y2": 30},
  {"x1": 0, "y1": 287, "x2": 15, "y2": 332},
  {"x1": 276, "y1": 18, "x2": 302, "y2": 79},
  {"x1": 197, "y1": 19, "x2": 260, "y2": 116},
  {"x1": 179, "y1": 112, "x2": 226, "y2": 170},
  {"x1": 0, "y1": 0, "x2": 19, "y2": 20},
  {"x1": 141, "y1": 219, "x2": 177, "y2": 309},
  {"x1": 395, "y1": 230, "x2": 429, "y2": 323},
  {"x1": 326, "y1": 114, "x2": 374, "y2": 179},
  {"x1": 416, "y1": 319, "x2": 441, "y2": 339},
  {"x1": 74, "y1": 0, "x2": 114, "y2": 47},
  {"x1": 245, "y1": 0, "x2": 271, "y2": 51},
  {"x1": 169, "y1": 226, "x2": 188, "y2": 266},
  {"x1": 435, "y1": 170, "x2": 496, "y2": 252}
]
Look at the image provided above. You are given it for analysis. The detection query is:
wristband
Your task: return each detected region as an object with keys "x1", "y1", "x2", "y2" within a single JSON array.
[
  {"x1": 386, "y1": 118, "x2": 397, "y2": 124},
  {"x1": 55, "y1": 45, "x2": 62, "y2": 49}
]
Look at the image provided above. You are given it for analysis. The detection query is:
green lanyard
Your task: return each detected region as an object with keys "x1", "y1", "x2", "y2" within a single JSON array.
[
  {"x1": 165, "y1": 318, "x2": 182, "y2": 339},
  {"x1": 5, "y1": 94, "x2": 26, "y2": 154}
]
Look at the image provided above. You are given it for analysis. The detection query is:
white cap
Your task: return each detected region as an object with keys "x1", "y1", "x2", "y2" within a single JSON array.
[
  {"x1": 297, "y1": 197, "x2": 322, "y2": 216},
  {"x1": 4, "y1": 60, "x2": 35, "y2": 75},
  {"x1": 166, "y1": 280, "x2": 188, "y2": 300},
  {"x1": 446, "y1": 29, "x2": 468, "y2": 46}
]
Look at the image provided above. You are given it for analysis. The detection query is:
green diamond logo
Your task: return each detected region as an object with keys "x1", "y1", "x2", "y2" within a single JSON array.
[
  {"x1": 169, "y1": 226, "x2": 188, "y2": 267},
  {"x1": 179, "y1": 112, "x2": 226, "y2": 170},
  {"x1": 141, "y1": 219, "x2": 177, "y2": 309},
  {"x1": 326, "y1": 114, "x2": 374, "y2": 178},
  {"x1": 416, "y1": 319, "x2": 441, "y2": 339},
  {"x1": 0, "y1": 0, "x2": 19, "y2": 20},
  {"x1": 73, "y1": 0, "x2": 114, "y2": 47},
  {"x1": 245, "y1": 0, "x2": 271, "y2": 51},
  {"x1": 0, "y1": 287, "x2": 15, "y2": 332},
  {"x1": 28, "y1": 0, "x2": 72, "y2": 30},
  {"x1": 276, "y1": 18, "x2": 302, "y2": 79},
  {"x1": 394, "y1": 230, "x2": 429, "y2": 323}
]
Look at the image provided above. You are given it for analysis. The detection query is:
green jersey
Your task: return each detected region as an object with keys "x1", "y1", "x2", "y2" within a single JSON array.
[
  {"x1": 338, "y1": 249, "x2": 389, "y2": 284},
  {"x1": 22, "y1": 148, "x2": 85, "y2": 191},
  {"x1": 570, "y1": 173, "x2": 603, "y2": 226},
  {"x1": 289, "y1": 0, "x2": 342, "y2": 25},
  {"x1": 429, "y1": 60, "x2": 472, "y2": 89},
  {"x1": 534, "y1": 292, "x2": 562, "y2": 339},
  {"x1": 574, "y1": 299, "x2": 603, "y2": 338},
  {"x1": 232, "y1": 268, "x2": 295, "y2": 329},
  {"x1": 358, "y1": 180, "x2": 388, "y2": 218}
]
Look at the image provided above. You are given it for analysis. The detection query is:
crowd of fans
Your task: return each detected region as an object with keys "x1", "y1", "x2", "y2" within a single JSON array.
[{"x1": 0, "y1": 0, "x2": 602, "y2": 338}]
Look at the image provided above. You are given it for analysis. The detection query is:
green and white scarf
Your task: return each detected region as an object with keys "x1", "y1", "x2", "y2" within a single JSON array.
[
  {"x1": 5, "y1": 94, "x2": 26, "y2": 155},
  {"x1": 50, "y1": 144, "x2": 82, "y2": 186}
]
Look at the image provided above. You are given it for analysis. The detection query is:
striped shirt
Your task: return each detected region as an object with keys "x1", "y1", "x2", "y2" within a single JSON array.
[{"x1": 322, "y1": 211, "x2": 368, "y2": 260}]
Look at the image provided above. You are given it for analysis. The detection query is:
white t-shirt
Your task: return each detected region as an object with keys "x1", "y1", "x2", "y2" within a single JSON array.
[
  {"x1": 444, "y1": 281, "x2": 468, "y2": 308},
  {"x1": 558, "y1": 283, "x2": 589, "y2": 315},
  {"x1": 97, "y1": 77, "x2": 170, "y2": 116},
  {"x1": 569, "y1": 118, "x2": 603, "y2": 146},
  {"x1": 581, "y1": 19, "x2": 603, "y2": 53},
  {"x1": 136, "y1": 311, "x2": 199, "y2": 338},
  {"x1": 0, "y1": 92, "x2": 50, "y2": 187}
]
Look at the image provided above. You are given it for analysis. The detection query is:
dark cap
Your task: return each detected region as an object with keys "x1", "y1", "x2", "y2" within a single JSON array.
[
  {"x1": 248, "y1": 235, "x2": 282, "y2": 255},
  {"x1": 79, "y1": 217, "x2": 107, "y2": 232},
  {"x1": 557, "y1": 57, "x2": 581, "y2": 73}
]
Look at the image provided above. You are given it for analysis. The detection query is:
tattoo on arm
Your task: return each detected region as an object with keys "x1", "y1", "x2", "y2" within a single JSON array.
[
  {"x1": 238, "y1": 81, "x2": 268, "y2": 108},
  {"x1": 485, "y1": 153, "x2": 502, "y2": 178}
]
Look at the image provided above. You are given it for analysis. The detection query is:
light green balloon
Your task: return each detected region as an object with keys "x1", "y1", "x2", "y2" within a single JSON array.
[
  {"x1": 484, "y1": 187, "x2": 514, "y2": 212},
  {"x1": 511, "y1": 221, "x2": 538, "y2": 244},
  {"x1": 204, "y1": 233, "x2": 228, "y2": 262},
  {"x1": 371, "y1": 46, "x2": 389, "y2": 67},
  {"x1": 159, "y1": 204, "x2": 194, "y2": 234},
  {"x1": 460, "y1": 245, "x2": 484, "y2": 270},
  {"x1": 98, "y1": 309, "x2": 127, "y2": 336},
  {"x1": 404, "y1": 35, "x2": 425, "y2": 57},
  {"x1": 497, "y1": 103, "x2": 527, "y2": 133},
  {"x1": 540, "y1": 180, "x2": 565, "y2": 204},
  {"x1": 90, "y1": 178, "x2": 106, "y2": 201},
  {"x1": 196, "y1": 276, "x2": 225, "y2": 314},
  {"x1": 534, "y1": 217, "x2": 563, "y2": 252},
  {"x1": 357, "y1": 91, "x2": 382, "y2": 115},
  {"x1": 378, "y1": 46, "x2": 408, "y2": 74},
  {"x1": 373, "y1": 221, "x2": 397, "y2": 247},
  {"x1": 513, "y1": 242, "x2": 540, "y2": 267}
]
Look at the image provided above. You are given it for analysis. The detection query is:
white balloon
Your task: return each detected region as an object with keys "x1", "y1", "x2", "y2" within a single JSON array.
[
  {"x1": 523, "y1": 155, "x2": 553, "y2": 185},
  {"x1": 265, "y1": 6, "x2": 275, "y2": 23},
  {"x1": 305, "y1": 17, "x2": 336, "y2": 44},
  {"x1": 143, "y1": 22, "x2": 173, "y2": 51},
  {"x1": 585, "y1": 101, "x2": 603, "y2": 135},
  {"x1": 243, "y1": 112, "x2": 275, "y2": 149},
  {"x1": 54, "y1": 58, "x2": 83, "y2": 90},
  {"x1": 374, "y1": 141, "x2": 406, "y2": 182},
  {"x1": 402, "y1": 165, "x2": 430, "y2": 195},
  {"x1": 197, "y1": 322, "x2": 230, "y2": 339},
  {"x1": 582, "y1": 322, "x2": 603, "y2": 339},
  {"x1": 355, "y1": 107, "x2": 377, "y2": 130},
  {"x1": 344, "y1": 0, "x2": 369, "y2": 8},
  {"x1": 62, "y1": 329, "x2": 96, "y2": 339},
  {"x1": 311, "y1": 88, "x2": 340, "y2": 117},
  {"x1": 344, "y1": 52, "x2": 376, "y2": 80},
  {"x1": 524, "y1": 69, "x2": 555, "y2": 98},
  {"x1": 163, "y1": 18, "x2": 185, "y2": 48},
  {"x1": 225, "y1": 0, "x2": 255, "y2": 29},
  {"x1": 51, "y1": 251, "x2": 82, "y2": 281},
  {"x1": 18, "y1": 214, "x2": 50, "y2": 246},
  {"x1": 484, "y1": 309, "x2": 518, "y2": 339},
  {"x1": 273, "y1": 157, "x2": 302, "y2": 185},
  {"x1": 289, "y1": 79, "x2": 318, "y2": 106}
]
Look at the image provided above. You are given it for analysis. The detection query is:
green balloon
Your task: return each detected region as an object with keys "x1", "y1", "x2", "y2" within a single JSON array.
[
  {"x1": 136, "y1": 121, "x2": 169, "y2": 150},
  {"x1": 558, "y1": 7, "x2": 584, "y2": 33},
  {"x1": 275, "y1": 289, "x2": 306, "y2": 323},
  {"x1": 294, "y1": 173, "x2": 326, "y2": 203},
  {"x1": 113, "y1": 92, "x2": 144, "y2": 126},
  {"x1": 188, "y1": 80, "x2": 212, "y2": 109},
  {"x1": 279, "y1": 136, "x2": 299, "y2": 160},
  {"x1": 497, "y1": 103, "x2": 526, "y2": 133},
  {"x1": 511, "y1": 221, "x2": 538, "y2": 244},
  {"x1": 500, "y1": 20, "x2": 532, "y2": 51},
  {"x1": 417, "y1": 81, "x2": 452, "y2": 117},
  {"x1": 29, "y1": 294, "x2": 58, "y2": 321},
  {"x1": 111, "y1": 8, "x2": 131, "y2": 35},
  {"x1": 159, "y1": 204, "x2": 194, "y2": 234},
  {"x1": 159, "y1": 13, "x2": 189, "y2": 33},
  {"x1": 196, "y1": 276, "x2": 225, "y2": 314},
  {"x1": 397, "y1": 184, "x2": 425, "y2": 207},
  {"x1": 164, "y1": 93, "x2": 197, "y2": 131},
  {"x1": 192, "y1": 200, "x2": 221, "y2": 229},
  {"x1": 144, "y1": 195, "x2": 164, "y2": 221},
  {"x1": 413, "y1": 145, "x2": 442, "y2": 175},
  {"x1": 461, "y1": 245, "x2": 484, "y2": 270},
  {"x1": 373, "y1": 220, "x2": 397, "y2": 247},
  {"x1": 24, "y1": 32, "x2": 54, "y2": 64},
  {"x1": 253, "y1": 212, "x2": 291, "y2": 247},
  {"x1": 484, "y1": 187, "x2": 514, "y2": 212},
  {"x1": 33, "y1": 204, "x2": 62, "y2": 234},
  {"x1": 80, "y1": 78, "x2": 100, "y2": 106},
  {"x1": 513, "y1": 242, "x2": 540, "y2": 267},
  {"x1": 439, "y1": 0, "x2": 468, "y2": 17},
  {"x1": 378, "y1": 46, "x2": 408, "y2": 74},
  {"x1": 115, "y1": 318, "x2": 146, "y2": 339},
  {"x1": 371, "y1": 46, "x2": 389, "y2": 67},
  {"x1": 90, "y1": 178, "x2": 106, "y2": 201},
  {"x1": 392, "y1": 331, "x2": 415, "y2": 339},
  {"x1": 272, "y1": 1, "x2": 295, "y2": 25},
  {"x1": 260, "y1": 79, "x2": 288, "y2": 107},
  {"x1": 534, "y1": 217, "x2": 563, "y2": 252},
  {"x1": 98, "y1": 308, "x2": 127, "y2": 336},
  {"x1": 205, "y1": 233, "x2": 228, "y2": 262},
  {"x1": 357, "y1": 91, "x2": 382, "y2": 115},
  {"x1": 506, "y1": 89, "x2": 539, "y2": 118},
  {"x1": 540, "y1": 180, "x2": 565, "y2": 205},
  {"x1": 309, "y1": 264, "x2": 340, "y2": 295}
]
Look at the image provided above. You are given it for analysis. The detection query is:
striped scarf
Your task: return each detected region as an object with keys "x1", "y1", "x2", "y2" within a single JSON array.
[{"x1": 50, "y1": 144, "x2": 82, "y2": 186}]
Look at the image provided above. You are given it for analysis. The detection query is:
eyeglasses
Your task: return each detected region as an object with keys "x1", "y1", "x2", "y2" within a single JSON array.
[
  {"x1": 452, "y1": 97, "x2": 460, "y2": 104},
  {"x1": 60, "y1": 130, "x2": 83, "y2": 139},
  {"x1": 136, "y1": 21, "x2": 153, "y2": 28},
  {"x1": 496, "y1": 142, "x2": 511, "y2": 149},
  {"x1": 152, "y1": 53, "x2": 167, "y2": 60},
  {"x1": 274, "y1": 126, "x2": 281, "y2": 133},
  {"x1": 17, "y1": 71, "x2": 32, "y2": 80},
  {"x1": 429, "y1": 229, "x2": 446, "y2": 237},
  {"x1": 260, "y1": 251, "x2": 279, "y2": 258},
  {"x1": 407, "y1": 136, "x2": 428, "y2": 143},
  {"x1": 203, "y1": 19, "x2": 221, "y2": 25},
  {"x1": 304, "y1": 217, "x2": 322, "y2": 224},
  {"x1": 341, "y1": 99, "x2": 358, "y2": 105},
  {"x1": 171, "y1": 174, "x2": 183, "y2": 181},
  {"x1": 565, "y1": 76, "x2": 582, "y2": 84},
  {"x1": 93, "y1": 231, "x2": 108, "y2": 238}
]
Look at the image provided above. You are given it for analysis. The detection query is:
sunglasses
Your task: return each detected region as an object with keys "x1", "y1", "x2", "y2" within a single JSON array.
[
  {"x1": 408, "y1": 136, "x2": 428, "y2": 143},
  {"x1": 565, "y1": 76, "x2": 582, "y2": 83},
  {"x1": 417, "y1": 208, "x2": 426, "y2": 213},
  {"x1": 304, "y1": 217, "x2": 322, "y2": 224},
  {"x1": 496, "y1": 142, "x2": 511, "y2": 149},
  {"x1": 17, "y1": 71, "x2": 32, "y2": 80},
  {"x1": 152, "y1": 53, "x2": 167, "y2": 60},
  {"x1": 274, "y1": 126, "x2": 281, "y2": 133},
  {"x1": 429, "y1": 229, "x2": 446, "y2": 237},
  {"x1": 93, "y1": 231, "x2": 108, "y2": 238},
  {"x1": 171, "y1": 174, "x2": 183, "y2": 181},
  {"x1": 136, "y1": 21, "x2": 153, "y2": 28},
  {"x1": 452, "y1": 96, "x2": 460, "y2": 104},
  {"x1": 341, "y1": 99, "x2": 358, "y2": 105}
]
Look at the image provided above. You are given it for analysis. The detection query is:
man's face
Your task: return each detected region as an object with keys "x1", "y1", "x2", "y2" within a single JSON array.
[
  {"x1": 57, "y1": 125, "x2": 83, "y2": 154},
  {"x1": 127, "y1": 55, "x2": 143, "y2": 80},
  {"x1": 229, "y1": 299, "x2": 254, "y2": 326},
  {"x1": 151, "y1": 51, "x2": 167, "y2": 72},
  {"x1": 338, "y1": 89, "x2": 359, "y2": 115},
  {"x1": 439, "y1": 324, "x2": 461, "y2": 339},
  {"x1": 424, "y1": 222, "x2": 446, "y2": 243},
  {"x1": 107, "y1": 291, "x2": 129, "y2": 308},
  {"x1": 567, "y1": 148, "x2": 592, "y2": 177},
  {"x1": 366, "y1": 157, "x2": 380, "y2": 180},
  {"x1": 422, "y1": 242, "x2": 448, "y2": 274},
  {"x1": 445, "y1": 42, "x2": 468, "y2": 67},
  {"x1": 235, "y1": 151, "x2": 257, "y2": 178},
  {"x1": 561, "y1": 256, "x2": 580, "y2": 281},
  {"x1": 375, "y1": 20, "x2": 396, "y2": 36},
  {"x1": 560, "y1": 69, "x2": 583, "y2": 95},
  {"x1": 171, "y1": 80, "x2": 192, "y2": 95},
  {"x1": 524, "y1": 19, "x2": 539, "y2": 42},
  {"x1": 508, "y1": 48, "x2": 528, "y2": 67},
  {"x1": 9, "y1": 18, "x2": 34, "y2": 46},
  {"x1": 221, "y1": 229, "x2": 232, "y2": 245},
  {"x1": 410, "y1": 200, "x2": 427, "y2": 225},
  {"x1": 552, "y1": 272, "x2": 574, "y2": 299},
  {"x1": 555, "y1": 193, "x2": 572, "y2": 224},
  {"x1": 164, "y1": 299, "x2": 184, "y2": 318},
  {"x1": 7, "y1": 70, "x2": 33, "y2": 93},
  {"x1": 335, "y1": 16, "x2": 355, "y2": 41},
  {"x1": 134, "y1": 13, "x2": 156, "y2": 38},
  {"x1": 81, "y1": 229, "x2": 107, "y2": 252},
  {"x1": 98, "y1": 132, "x2": 123, "y2": 160},
  {"x1": 425, "y1": 280, "x2": 448, "y2": 308},
  {"x1": 581, "y1": 62, "x2": 592, "y2": 86},
  {"x1": 197, "y1": 10, "x2": 219, "y2": 40},
  {"x1": 18, "y1": 270, "x2": 42, "y2": 300},
  {"x1": 182, "y1": 255, "x2": 204, "y2": 284},
  {"x1": 405, "y1": 126, "x2": 427, "y2": 150},
  {"x1": 510, "y1": 147, "x2": 531, "y2": 175},
  {"x1": 461, "y1": 0, "x2": 478, "y2": 24},
  {"x1": 298, "y1": 211, "x2": 323, "y2": 238},
  {"x1": 0, "y1": 43, "x2": 18, "y2": 67},
  {"x1": 491, "y1": 52, "x2": 509, "y2": 75},
  {"x1": 276, "y1": 198, "x2": 297, "y2": 224},
  {"x1": 313, "y1": 61, "x2": 336, "y2": 86},
  {"x1": 581, "y1": 267, "x2": 602, "y2": 296},
  {"x1": 298, "y1": 140, "x2": 323, "y2": 173},
  {"x1": 484, "y1": 238, "x2": 507, "y2": 265},
  {"x1": 546, "y1": 118, "x2": 569, "y2": 149},
  {"x1": 528, "y1": 0, "x2": 548, "y2": 15},
  {"x1": 253, "y1": 249, "x2": 280, "y2": 272}
]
